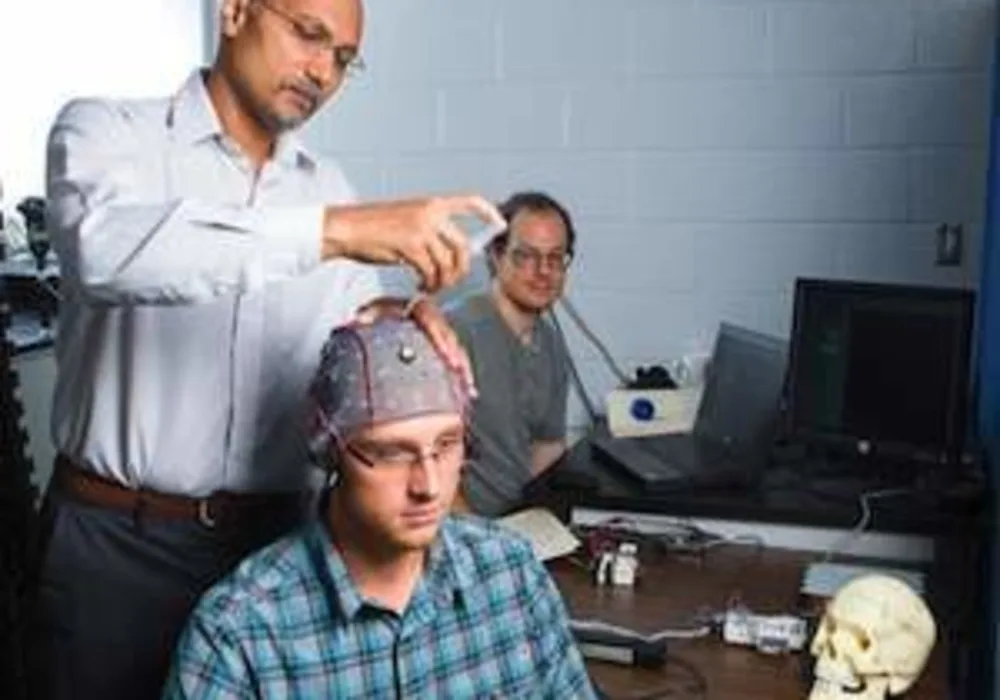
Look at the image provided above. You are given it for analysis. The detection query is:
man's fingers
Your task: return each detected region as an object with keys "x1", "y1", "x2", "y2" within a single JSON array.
[
  {"x1": 411, "y1": 302, "x2": 458, "y2": 364},
  {"x1": 435, "y1": 219, "x2": 471, "y2": 287},
  {"x1": 454, "y1": 346, "x2": 477, "y2": 399},
  {"x1": 419, "y1": 236, "x2": 452, "y2": 293},
  {"x1": 403, "y1": 244, "x2": 437, "y2": 292},
  {"x1": 450, "y1": 194, "x2": 506, "y2": 230}
]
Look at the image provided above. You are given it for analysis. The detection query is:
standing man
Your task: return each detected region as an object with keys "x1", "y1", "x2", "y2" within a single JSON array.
[
  {"x1": 448, "y1": 191, "x2": 575, "y2": 516},
  {"x1": 163, "y1": 317, "x2": 597, "y2": 699},
  {"x1": 33, "y1": 1, "x2": 503, "y2": 698}
]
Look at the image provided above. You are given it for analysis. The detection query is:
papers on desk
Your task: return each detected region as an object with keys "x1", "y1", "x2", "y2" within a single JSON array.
[{"x1": 498, "y1": 507, "x2": 581, "y2": 562}]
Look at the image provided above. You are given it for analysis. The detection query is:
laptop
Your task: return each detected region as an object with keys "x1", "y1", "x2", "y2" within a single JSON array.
[{"x1": 590, "y1": 323, "x2": 788, "y2": 493}]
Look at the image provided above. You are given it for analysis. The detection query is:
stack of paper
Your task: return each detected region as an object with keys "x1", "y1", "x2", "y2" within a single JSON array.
[{"x1": 498, "y1": 508, "x2": 581, "y2": 562}]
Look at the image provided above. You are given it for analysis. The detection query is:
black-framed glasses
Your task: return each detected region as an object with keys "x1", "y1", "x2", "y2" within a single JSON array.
[
  {"x1": 256, "y1": 0, "x2": 366, "y2": 76},
  {"x1": 508, "y1": 245, "x2": 573, "y2": 272},
  {"x1": 344, "y1": 434, "x2": 466, "y2": 471}
]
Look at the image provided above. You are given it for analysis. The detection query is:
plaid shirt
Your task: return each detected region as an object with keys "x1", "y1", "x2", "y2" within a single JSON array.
[{"x1": 163, "y1": 516, "x2": 597, "y2": 699}]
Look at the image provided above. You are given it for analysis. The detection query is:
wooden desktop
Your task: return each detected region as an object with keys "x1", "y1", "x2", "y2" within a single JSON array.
[
  {"x1": 526, "y1": 430, "x2": 990, "y2": 698},
  {"x1": 549, "y1": 545, "x2": 948, "y2": 699}
]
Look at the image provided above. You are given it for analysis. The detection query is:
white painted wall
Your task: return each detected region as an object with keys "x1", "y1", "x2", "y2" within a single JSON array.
[
  {"x1": 0, "y1": 0, "x2": 205, "y2": 203},
  {"x1": 1, "y1": 0, "x2": 204, "y2": 491},
  {"x1": 15, "y1": 0, "x2": 998, "y2": 495},
  {"x1": 297, "y1": 0, "x2": 996, "y2": 434}
]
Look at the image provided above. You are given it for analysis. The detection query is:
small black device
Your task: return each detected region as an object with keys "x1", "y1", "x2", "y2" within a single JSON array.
[
  {"x1": 783, "y1": 278, "x2": 975, "y2": 468},
  {"x1": 572, "y1": 626, "x2": 667, "y2": 668},
  {"x1": 16, "y1": 197, "x2": 49, "y2": 271}
]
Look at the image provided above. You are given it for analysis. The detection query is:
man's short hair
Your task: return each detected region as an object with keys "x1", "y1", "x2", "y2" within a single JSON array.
[{"x1": 486, "y1": 191, "x2": 576, "y2": 276}]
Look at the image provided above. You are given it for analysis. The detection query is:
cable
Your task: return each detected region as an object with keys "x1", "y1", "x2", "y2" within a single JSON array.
[
  {"x1": 618, "y1": 655, "x2": 708, "y2": 700},
  {"x1": 36, "y1": 276, "x2": 61, "y2": 303},
  {"x1": 579, "y1": 516, "x2": 766, "y2": 566},
  {"x1": 701, "y1": 533, "x2": 766, "y2": 552},
  {"x1": 570, "y1": 617, "x2": 713, "y2": 643},
  {"x1": 557, "y1": 295, "x2": 630, "y2": 385},
  {"x1": 549, "y1": 308, "x2": 599, "y2": 426},
  {"x1": 821, "y1": 487, "x2": 913, "y2": 563}
]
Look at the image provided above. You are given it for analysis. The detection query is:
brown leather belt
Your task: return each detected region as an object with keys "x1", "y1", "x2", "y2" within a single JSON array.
[{"x1": 53, "y1": 455, "x2": 306, "y2": 529}]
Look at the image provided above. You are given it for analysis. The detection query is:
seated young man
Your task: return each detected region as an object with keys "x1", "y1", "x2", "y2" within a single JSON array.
[
  {"x1": 448, "y1": 191, "x2": 575, "y2": 516},
  {"x1": 162, "y1": 317, "x2": 596, "y2": 699}
]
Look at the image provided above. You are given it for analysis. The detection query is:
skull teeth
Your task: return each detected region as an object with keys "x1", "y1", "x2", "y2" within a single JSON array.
[{"x1": 814, "y1": 669, "x2": 865, "y2": 692}]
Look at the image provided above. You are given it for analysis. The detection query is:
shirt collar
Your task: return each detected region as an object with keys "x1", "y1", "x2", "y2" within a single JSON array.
[
  {"x1": 306, "y1": 521, "x2": 366, "y2": 619},
  {"x1": 429, "y1": 517, "x2": 479, "y2": 604},
  {"x1": 306, "y1": 516, "x2": 480, "y2": 622},
  {"x1": 168, "y1": 69, "x2": 317, "y2": 170}
]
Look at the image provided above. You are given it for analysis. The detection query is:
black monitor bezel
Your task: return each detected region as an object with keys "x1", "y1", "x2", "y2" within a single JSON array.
[{"x1": 784, "y1": 277, "x2": 975, "y2": 466}]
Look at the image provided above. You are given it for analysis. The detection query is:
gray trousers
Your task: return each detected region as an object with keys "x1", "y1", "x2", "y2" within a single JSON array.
[{"x1": 29, "y1": 488, "x2": 303, "y2": 700}]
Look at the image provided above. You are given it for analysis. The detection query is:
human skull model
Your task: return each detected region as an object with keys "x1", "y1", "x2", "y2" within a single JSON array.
[{"x1": 809, "y1": 574, "x2": 936, "y2": 700}]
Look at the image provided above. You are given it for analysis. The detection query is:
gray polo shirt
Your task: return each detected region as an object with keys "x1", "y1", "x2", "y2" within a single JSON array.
[{"x1": 448, "y1": 294, "x2": 569, "y2": 516}]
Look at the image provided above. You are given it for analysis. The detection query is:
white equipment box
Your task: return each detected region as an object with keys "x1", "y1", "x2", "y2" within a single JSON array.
[{"x1": 605, "y1": 386, "x2": 703, "y2": 438}]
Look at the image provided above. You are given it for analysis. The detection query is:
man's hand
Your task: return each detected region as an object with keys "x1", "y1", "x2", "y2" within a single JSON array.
[
  {"x1": 355, "y1": 296, "x2": 477, "y2": 398},
  {"x1": 322, "y1": 194, "x2": 506, "y2": 293}
]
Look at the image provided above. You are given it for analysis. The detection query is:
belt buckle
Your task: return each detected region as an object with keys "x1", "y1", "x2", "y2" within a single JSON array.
[{"x1": 197, "y1": 498, "x2": 218, "y2": 528}]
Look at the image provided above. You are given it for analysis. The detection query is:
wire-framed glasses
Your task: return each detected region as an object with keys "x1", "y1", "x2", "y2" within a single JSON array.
[
  {"x1": 344, "y1": 434, "x2": 466, "y2": 471},
  {"x1": 256, "y1": 0, "x2": 366, "y2": 76}
]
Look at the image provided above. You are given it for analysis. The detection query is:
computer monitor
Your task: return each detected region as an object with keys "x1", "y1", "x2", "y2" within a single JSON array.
[
  {"x1": 696, "y1": 322, "x2": 788, "y2": 456},
  {"x1": 784, "y1": 278, "x2": 975, "y2": 466}
]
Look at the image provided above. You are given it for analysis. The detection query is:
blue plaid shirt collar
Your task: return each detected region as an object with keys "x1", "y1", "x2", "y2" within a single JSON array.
[{"x1": 304, "y1": 516, "x2": 480, "y2": 621}]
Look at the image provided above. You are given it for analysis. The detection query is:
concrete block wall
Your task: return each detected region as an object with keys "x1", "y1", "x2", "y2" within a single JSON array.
[{"x1": 300, "y1": 0, "x2": 996, "y2": 433}]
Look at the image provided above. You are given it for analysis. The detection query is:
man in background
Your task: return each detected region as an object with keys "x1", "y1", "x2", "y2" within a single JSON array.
[
  {"x1": 163, "y1": 317, "x2": 596, "y2": 698},
  {"x1": 448, "y1": 191, "x2": 575, "y2": 516},
  {"x1": 32, "y1": 0, "x2": 501, "y2": 697}
]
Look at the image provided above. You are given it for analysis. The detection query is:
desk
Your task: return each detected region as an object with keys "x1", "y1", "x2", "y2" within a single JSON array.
[
  {"x1": 529, "y1": 429, "x2": 985, "y2": 537},
  {"x1": 529, "y1": 432, "x2": 990, "y2": 698},
  {"x1": 550, "y1": 546, "x2": 948, "y2": 700}
]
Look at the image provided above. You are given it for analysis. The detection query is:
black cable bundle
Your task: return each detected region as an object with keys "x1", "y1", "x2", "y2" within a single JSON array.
[{"x1": 0, "y1": 306, "x2": 38, "y2": 699}]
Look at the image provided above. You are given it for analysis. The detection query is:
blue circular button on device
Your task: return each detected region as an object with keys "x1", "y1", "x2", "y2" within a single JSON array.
[{"x1": 630, "y1": 398, "x2": 656, "y2": 421}]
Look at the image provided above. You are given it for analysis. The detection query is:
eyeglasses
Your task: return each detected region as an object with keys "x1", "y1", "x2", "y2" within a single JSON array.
[
  {"x1": 508, "y1": 245, "x2": 573, "y2": 272},
  {"x1": 256, "y1": 0, "x2": 366, "y2": 76},
  {"x1": 344, "y1": 434, "x2": 466, "y2": 471}
]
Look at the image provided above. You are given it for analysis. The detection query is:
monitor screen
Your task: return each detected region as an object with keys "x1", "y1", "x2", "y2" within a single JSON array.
[
  {"x1": 785, "y1": 278, "x2": 975, "y2": 464},
  {"x1": 696, "y1": 322, "x2": 788, "y2": 453}
]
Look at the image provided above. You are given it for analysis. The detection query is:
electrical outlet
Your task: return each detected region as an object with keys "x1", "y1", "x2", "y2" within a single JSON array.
[{"x1": 935, "y1": 223, "x2": 963, "y2": 267}]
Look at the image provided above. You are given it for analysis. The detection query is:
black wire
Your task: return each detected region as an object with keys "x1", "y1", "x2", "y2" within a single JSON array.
[
  {"x1": 549, "y1": 308, "x2": 599, "y2": 426},
  {"x1": 667, "y1": 653, "x2": 708, "y2": 698},
  {"x1": 616, "y1": 654, "x2": 709, "y2": 700}
]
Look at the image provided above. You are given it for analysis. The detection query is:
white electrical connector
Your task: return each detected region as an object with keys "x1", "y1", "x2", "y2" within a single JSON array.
[
  {"x1": 722, "y1": 608, "x2": 807, "y2": 654},
  {"x1": 611, "y1": 542, "x2": 639, "y2": 586},
  {"x1": 595, "y1": 542, "x2": 640, "y2": 587}
]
